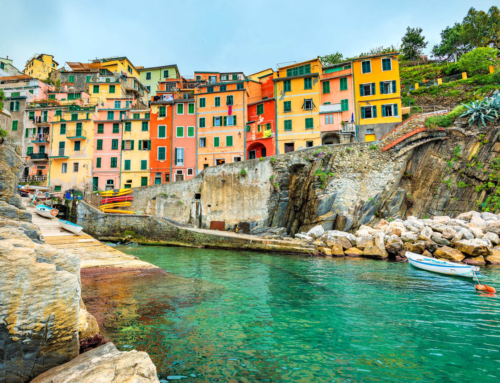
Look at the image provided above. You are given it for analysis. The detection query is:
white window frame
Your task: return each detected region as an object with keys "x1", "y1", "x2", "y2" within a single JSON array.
[
  {"x1": 199, "y1": 137, "x2": 206, "y2": 147},
  {"x1": 382, "y1": 104, "x2": 398, "y2": 117},
  {"x1": 158, "y1": 146, "x2": 167, "y2": 161},
  {"x1": 381, "y1": 80, "x2": 395, "y2": 94},
  {"x1": 382, "y1": 58, "x2": 392, "y2": 71},
  {"x1": 187, "y1": 126, "x2": 195, "y2": 138},
  {"x1": 362, "y1": 106, "x2": 375, "y2": 119},
  {"x1": 214, "y1": 117, "x2": 221, "y2": 127},
  {"x1": 177, "y1": 103, "x2": 184, "y2": 115},
  {"x1": 227, "y1": 116, "x2": 235, "y2": 126},
  {"x1": 158, "y1": 125, "x2": 166, "y2": 138},
  {"x1": 361, "y1": 83, "x2": 374, "y2": 96},
  {"x1": 175, "y1": 147, "x2": 184, "y2": 166},
  {"x1": 361, "y1": 60, "x2": 372, "y2": 74},
  {"x1": 188, "y1": 103, "x2": 195, "y2": 115},
  {"x1": 61, "y1": 163, "x2": 67, "y2": 173},
  {"x1": 232, "y1": 156, "x2": 242, "y2": 162},
  {"x1": 176, "y1": 126, "x2": 184, "y2": 138},
  {"x1": 73, "y1": 162, "x2": 79, "y2": 172}
]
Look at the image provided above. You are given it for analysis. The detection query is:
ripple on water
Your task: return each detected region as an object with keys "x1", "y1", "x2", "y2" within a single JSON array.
[{"x1": 81, "y1": 246, "x2": 500, "y2": 383}]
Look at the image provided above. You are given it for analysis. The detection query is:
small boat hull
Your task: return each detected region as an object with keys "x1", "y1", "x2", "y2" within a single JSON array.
[
  {"x1": 36, "y1": 205, "x2": 58, "y2": 219},
  {"x1": 406, "y1": 251, "x2": 479, "y2": 278},
  {"x1": 59, "y1": 219, "x2": 83, "y2": 234}
]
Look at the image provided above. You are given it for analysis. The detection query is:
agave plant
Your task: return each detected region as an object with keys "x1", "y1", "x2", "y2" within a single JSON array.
[{"x1": 460, "y1": 91, "x2": 500, "y2": 128}]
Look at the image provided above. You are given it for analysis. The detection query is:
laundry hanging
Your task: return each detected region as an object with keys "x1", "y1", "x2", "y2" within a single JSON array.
[{"x1": 228, "y1": 105, "x2": 232, "y2": 115}]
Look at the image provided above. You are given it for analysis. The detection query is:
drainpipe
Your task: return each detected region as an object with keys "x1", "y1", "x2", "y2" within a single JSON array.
[
  {"x1": 195, "y1": 95, "x2": 198, "y2": 175},
  {"x1": 170, "y1": 103, "x2": 173, "y2": 181},
  {"x1": 351, "y1": 67, "x2": 358, "y2": 142},
  {"x1": 119, "y1": 116, "x2": 124, "y2": 188},
  {"x1": 48, "y1": 110, "x2": 53, "y2": 188},
  {"x1": 243, "y1": 89, "x2": 246, "y2": 160},
  {"x1": 274, "y1": 79, "x2": 278, "y2": 155}
]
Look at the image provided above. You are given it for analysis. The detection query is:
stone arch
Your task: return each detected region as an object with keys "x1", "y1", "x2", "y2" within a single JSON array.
[{"x1": 321, "y1": 132, "x2": 340, "y2": 145}]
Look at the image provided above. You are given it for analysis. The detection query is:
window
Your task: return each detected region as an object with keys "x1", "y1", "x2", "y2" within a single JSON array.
[
  {"x1": 114, "y1": 101, "x2": 121, "y2": 109},
  {"x1": 323, "y1": 81, "x2": 330, "y2": 94},
  {"x1": 158, "y1": 147, "x2": 166, "y2": 160},
  {"x1": 187, "y1": 126, "x2": 195, "y2": 137},
  {"x1": 142, "y1": 121, "x2": 148, "y2": 131},
  {"x1": 214, "y1": 137, "x2": 220, "y2": 147},
  {"x1": 380, "y1": 80, "x2": 397, "y2": 95},
  {"x1": 39, "y1": 146, "x2": 45, "y2": 154},
  {"x1": 163, "y1": 70, "x2": 169, "y2": 78},
  {"x1": 325, "y1": 114, "x2": 333, "y2": 124},
  {"x1": 139, "y1": 140, "x2": 150, "y2": 150},
  {"x1": 214, "y1": 117, "x2": 221, "y2": 127},
  {"x1": 70, "y1": 113, "x2": 77, "y2": 121},
  {"x1": 237, "y1": 83, "x2": 244, "y2": 90},
  {"x1": 133, "y1": 113, "x2": 140, "y2": 119},
  {"x1": 9, "y1": 101, "x2": 19, "y2": 111},
  {"x1": 175, "y1": 148, "x2": 184, "y2": 166},
  {"x1": 126, "y1": 101, "x2": 131, "y2": 108},
  {"x1": 286, "y1": 64, "x2": 311, "y2": 77},
  {"x1": 199, "y1": 117, "x2": 206, "y2": 128},
  {"x1": 221, "y1": 75, "x2": 228, "y2": 81},
  {"x1": 124, "y1": 122, "x2": 131, "y2": 132},
  {"x1": 68, "y1": 93, "x2": 81, "y2": 100},
  {"x1": 303, "y1": 99, "x2": 314, "y2": 110},
  {"x1": 199, "y1": 98, "x2": 206, "y2": 108},
  {"x1": 207, "y1": 86, "x2": 214, "y2": 93},
  {"x1": 29, "y1": 111, "x2": 34, "y2": 120},
  {"x1": 141, "y1": 160, "x2": 147, "y2": 170},
  {"x1": 48, "y1": 94, "x2": 56, "y2": 100},
  {"x1": 128, "y1": 65, "x2": 133, "y2": 74},
  {"x1": 110, "y1": 157, "x2": 117, "y2": 168},
  {"x1": 93, "y1": 85, "x2": 99, "y2": 93},
  {"x1": 58, "y1": 123, "x2": 65, "y2": 135},
  {"x1": 11, "y1": 120, "x2": 18, "y2": 131},
  {"x1": 145, "y1": 113, "x2": 150, "y2": 119},
  {"x1": 196, "y1": 75, "x2": 201, "y2": 80},
  {"x1": 284, "y1": 142, "x2": 294, "y2": 153},
  {"x1": 382, "y1": 58, "x2": 392, "y2": 71},
  {"x1": 284, "y1": 101, "x2": 291, "y2": 112},
  {"x1": 360, "y1": 83, "x2": 375, "y2": 96},
  {"x1": 188, "y1": 103, "x2": 195, "y2": 114},
  {"x1": 97, "y1": 139, "x2": 103, "y2": 150},
  {"x1": 382, "y1": 104, "x2": 399, "y2": 117},
  {"x1": 97, "y1": 123, "x2": 104, "y2": 134},
  {"x1": 232, "y1": 74, "x2": 238, "y2": 80},
  {"x1": 341, "y1": 99, "x2": 349, "y2": 111},
  {"x1": 204, "y1": 164, "x2": 209, "y2": 169},
  {"x1": 74, "y1": 141, "x2": 81, "y2": 151},
  {"x1": 187, "y1": 168, "x2": 193, "y2": 176},
  {"x1": 146, "y1": 72, "x2": 152, "y2": 80},
  {"x1": 177, "y1": 103, "x2": 184, "y2": 115},
  {"x1": 176, "y1": 126, "x2": 184, "y2": 137},
  {"x1": 340, "y1": 77, "x2": 348, "y2": 91},
  {"x1": 61, "y1": 163, "x2": 67, "y2": 173},
  {"x1": 199, "y1": 137, "x2": 206, "y2": 147},
  {"x1": 86, "y1": 75, "x2": 91, "y2": 83},
  {"x1": 73, "y1": 162, "x2": 79, "y2": 172},
  {"x1": 124, "y1": 184, "x2": 131, "y2": 189},
  {"x1": 142, "y1": 177, "x2": 149, "y2": 186},
  {"x1": 123, "y1": 140, "x2": 134, "y2": 150},
  {"x1": 158, "y1": 125, "x2": 166, "y2": 138},
  {"x1": 69, "y1": 75, "x2": 75, "y2": 83},
  {"x1": 306, "y1": 141, "x2": 314, "y2": 148},
  {"x1": 304, "y1": 77, "x2": 312, "y2": 90},
  {"x1": 112, "y1": 139, "x2": 119, "y2": 150},
  {"x1": 361, "y1": 60, "x2": 371, "y2": 74},
  {"x1": 361, "y1": 105, "x2": 377, "y2": 119},
  {"x1": 215, "y1": 97, "x2": 220, "y2": 107},
  {"x1": 113, "y1": 123, "x2": 119, "y2": 133},
  {"x1": 109, "y1": 85, "x2": 115, "y2": 94},
  {"x1": 226, "y1": 135, "x2": 233, "y2": 147},
  {"x1": 220, "y1": 85, "x2": 226, "y2": 92},
  {"x1": 124, "y1": 160, "x2": 131, "y2": 171},
  {"x1": 366, "y1": 129, "x2": 375, "y2": 134},
  {"x1": 284, "y1": 120, "x2": 292, "y2": 131},
  {"x1": 226, "y1": 95, "x2": 234, "y2": 106},
  {"x1": 165, "y1": 174, "x2": 170, "y2": 182},
  {"x1": 305, "y1": 118, "x2": 314, "y2": 129},
  {"x1": 284, "y1": 80, "x2": 291, "y2": 92},
  {"x1": 96, "y1": 158, "x2": 101, "y2": 168},
  {"x1": 159, "y1": 106, "x2": 166, "y2": 117},
  {"x1": 146, "y1": 86, "x2": 151, "y2": 92},
  {"x1": 226, "y1": 116, "x2": 237, "y2": 126},
  {"x1": 257, "y1": 103, "x2": 264, "y2": 115},
  {"x1": 107, "y1": 111, "x2": 114, "y2": 120}
]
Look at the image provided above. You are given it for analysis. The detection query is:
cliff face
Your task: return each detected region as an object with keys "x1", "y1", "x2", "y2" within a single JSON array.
[{"x1": 0, "y1": 139, "x2": 81, "y2": 383}]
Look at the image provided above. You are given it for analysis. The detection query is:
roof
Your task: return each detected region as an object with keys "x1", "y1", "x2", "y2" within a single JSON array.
[
  {"x1": 322, "y1": 61, "x2": 352, "y2": 70},
  {"x1": 194, "y1": 71, "x2": 220, "y2": 74},
  {"x1": 272, "y1": 72, "x2": 319, "y2": 82},
  {"x1": 0, "y1": 74, "x2": 32, "y2": 82},
  {"x1": 278, "y1": 58, "x2": 320, "y2": 71},
  {"x1": 138, "y1": 64, "x2": 178, "y2": 71},
  {"x1": 248, "y1": 68, "x2": 274, "y2": 77},
  {"x1": 66, "y1": 62, "x2": 102, "y2": 71},
  {"x1": 351, "y1": 52, "x2": 399, "y2": 61}
]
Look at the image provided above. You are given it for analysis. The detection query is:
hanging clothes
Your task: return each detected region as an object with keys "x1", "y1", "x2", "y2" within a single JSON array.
[{"x1": 228, "y1": 105, "x2": 232, "y2": 115}]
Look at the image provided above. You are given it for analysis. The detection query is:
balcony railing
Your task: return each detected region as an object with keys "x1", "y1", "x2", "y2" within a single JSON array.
[
  {"x1": 66, "y1": 128, "x2": 87, "y2": 139},
  {"x1": 31, "y1": 135, "x2": 50, "y2": 143},
  {"x1": 29, "y1": 153, "x2": 48, "y2": 161},
  {"x1": 21, "y1": 175, "x2": 47, "y2": 183},
  {"x1": 341, "y1": 122, "x2": 356, "y2": 133}
]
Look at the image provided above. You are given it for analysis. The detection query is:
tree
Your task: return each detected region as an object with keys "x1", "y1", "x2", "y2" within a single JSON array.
[
  {"x1": 320, "y1": 52, "x2": 344, "y2": 66},
  {"x1": 432, "y1": 23, "x2": 471, "y2": 61},
  {"x1": 401, "y1": 27, "x2": 428, "y2": 61},
  {"x1": 462, "y1": 6, "x2": 500, "y2": 50},
  {"x1": 459, "y1": 47, "x2": 498, "y2": 75},
  {"x1": 357, "y1": 45, "x2": 399, "y2": 58}
]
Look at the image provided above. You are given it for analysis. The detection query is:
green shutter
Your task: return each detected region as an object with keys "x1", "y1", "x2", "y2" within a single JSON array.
[
  {"x1": 214, "y1": 137, "x2": 219, "y2": 147},
  {"x1": 394, "y1": 103, "x2": 398, "y2": 116},
  {"x1": 380, "y1": 82, "x2": 384, "y2": 95},
  {"x1": 125, "y1": 160, "x2": 131, "y2": 170},
  {"x1": 159, "y1": 125, "x2": 165, "y2": 137},
  {"x1": 382, "y1": 105, "x2": 386, "y2": 117},
  {"x1": 392, "y1": 80, "x2": 397, "y2": 93},
  {"x1": 223, "y1": 116, "x2": 227, "y2": 126},
  {"x1": 373, "y1": 106, "x2": 377, "y2": 118},
  {"x1": 177, "y1": 126, "x2": 183, "y2": 137},
  {"x1": 371, "y1": 83, "x2": 376, "y2": 95},
  {"x1": 109, "y1": 85, "x2": 115, "y2": 93},
  {"x1": 189, "y1": 103, "x2": 195, "y2": 114},
  {"x1": 122, "y1": 140, "x2": 125, "y2": 150},
  {"x1": 60, "y1": 124, "x2": 66, "y2": 134},
  {"x1": 97, "y1": 139, "x2": 103, "y2": 150},
  {"x1": 98, "y1": 123, "x2": 104, "y2": 133},
  {"x1": 113, "y1": 123, "x2": 119, "y2": 133},
  {"x1": 177, "y1": 103, "x2": 183, "y2": 114},
  {"x1": 360, "y1": 84, "x2": 364, "y2": 96},
  {"x1": 200, "y1": 98, "x2": 205, "y2": 107},
  {"x1": 226, "y1": 136, "x2": 233, "y2": 146},
  {"x1": 200, "y1": 118, "x2": 205, "y2": 128},
  {"x1": 188, "y1": 126, "x2": 194, "y2": 137},
  {"x1": 147, "y1": 140, "x2": 151, "y2": 150},
  {"x1": 142, "y1": 121, "x2": 148, "y2": 131},
  {"x1": 96, "y1": 158, "x2": 101, "y2": 168},
  {"x1": 141, "y1": 160, "x2": 147, "y2": 170},
  {"x1": 174, "y1": 147, "x2": 177, "y2": 163},
  {"x1": 234, "y1": 116, "x2": 237, "y2": 126},
  {"x1": 131, "y1": 140, "x2": 134, "y2": 150},
  {"x1": 125, "y1": 122, "x2": 131, "y2": 132},
  {"x1": 12, "y1": 120, "x2": 18, "y2": 131},
  {"x1": 361, "y1": 107, "x2": 366, "y2": 119}
]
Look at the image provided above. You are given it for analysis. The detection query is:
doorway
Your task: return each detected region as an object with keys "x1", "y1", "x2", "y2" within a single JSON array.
[
  {"x1": 284, "y1": 143, "x2": 294, "y2": 153},
  {"x1": 249, "y1": 150, "x2": 256, "y2": 160},
  {"x1": 175, "y1": 170, "x2": 184, "y2": 182}
]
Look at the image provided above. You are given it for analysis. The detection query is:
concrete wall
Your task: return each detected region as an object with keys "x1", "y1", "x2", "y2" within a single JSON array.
[{"x1": 358, "y1": 122, "x2": 399, "y2": 141}]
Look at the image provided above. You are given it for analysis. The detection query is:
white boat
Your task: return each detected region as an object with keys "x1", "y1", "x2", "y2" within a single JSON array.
[
  {"x1": 406, "y1": 251, "x2": 480, "y2": 278},
  {"x1": 59, "y1": 219, "x2": 83, "y2": 234},
  {"x1": 35, "y1": 204, "x2": 59, "y2": 219}
]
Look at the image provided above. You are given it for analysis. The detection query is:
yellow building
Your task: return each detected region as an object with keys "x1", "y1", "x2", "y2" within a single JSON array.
[
  {"x1": 274, "y1": 58, "x2": 322, "y2": 153},
  {"x1": 49, "y1": 107, "x2": 96, "y2": 192},
  {"x1": 92, "y1": 56, "x2": 141, "y2": 79},
  {"x1": 120, "y1": 109, "x2": 151, "y2": 188},
  {"x1": 352, "y1": 53, "x2": 402, "y2": 141},
  {"x1": 24, "y1": 54, "x2": 58, "y2": 80},
  {"x1": 247, "y1": 68, "x2": 274, "y2": 81}
]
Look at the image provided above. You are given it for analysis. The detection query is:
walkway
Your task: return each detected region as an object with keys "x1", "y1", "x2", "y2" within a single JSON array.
[{"x1": 25, "y1": 201, "x2": 157, "y2": 269}]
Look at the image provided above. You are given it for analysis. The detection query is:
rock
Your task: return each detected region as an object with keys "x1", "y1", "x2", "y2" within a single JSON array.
[
  {"x1": 421, "y1": 226, "x2": 433, "y2": 238},
  {"x1": 467, "y1": 225, "x2": 484, "y2": 238},
  {"x1": 470, "y1": 214, "x2": 486, "y2": 227},
  {"x1": 364, "y1": 232, "x2": 388, "y2": 259},
  {"x1": 433, "y1": 216, "x2": 451, "y2": 224},
  {"x1": 344, "y1": 247, "x2": 363, "y2": 257},
  {"x1": 313, "y1": 239, "x2": 326, "y2": 247},
  {"x1": 455, "y1": 239, "x2": 491, "y2": 257},
  {"x1": 385, "y1": 237, "x2": 403, "y2": 254},
  {"x1": 355, "y1": 229, "x2": 371, "y2": 238},
  {"x1": 306, "y1": 225, "x2": 325, "y2": 239},
  {"x1": 457, "y1": 211, "x2": 474, "y2": 221},
  {"x1": 484, "y1": 222, "x2": 500, "y2": 235},
  {"x1": 330, "y1": 243, "x2": 344, "y2": 256},
  {"x1": 464, "y1": 256, "x2": 486, "y2": 266},
  {"x1": 459, "y1": 228, "x2": 474, "y2": 240},
  {"x1": 336, "y1": 236, "x2": 352, "y2": 250},
  {"x1": 485, "y1": 249, "x2": 500, "y2": 264},
  {"x1": 401, "y1": 232, "x2": 418, "y2": 243},
  {"x1": 318, "y1": 247, "x2": 332, "y2": 256},
  {"x1": 295, "y1": 234, "x2": 313, "y2": 241},
  {"x1": 79, "y1": 307, "x2": 100, "y2": 340},
  {"x1": 424, "y1": 240, "x2": 439, "y2": 253},
  {"x1": 374, "y1": 219, "x2": 389, "y2": 230},
  {"x1": 481, "y1": 212, "x2": 498, "y2": 221},
  {"x1": 483, "y1": 232, "x2": 500, "y2": 245},
  {"x1": 441, "y1": 227, "x2": 456, "y2": 240},
  {"x1": 431, "y1": 235, "x2": 450, "y2": 246},
  {"x1": 418, "y1": 234, "x2": 432, "y2": 242},
  {"x1": 30, "y1": 343, "x2": 160, "y2": 383},
  {"x1": 434, "y1": 246, "x2": 466, "y2": 262},
  {"x1": 355, "y1": 237, "x2": 374, "y2": 250},
  {"x1": 323, "y1": 230, "x2": 357, "y2": 244},
  {"x1": 422, "y1": 250, "x2": 433, "y2": 258},
  {"x1": 405, "y1": 242, "x2": 426, "y2": 254}
]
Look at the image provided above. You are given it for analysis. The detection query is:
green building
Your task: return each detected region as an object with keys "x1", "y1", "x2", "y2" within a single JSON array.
[{"x1": 138, "y1": 65, "x2": 180, "y2": 97}]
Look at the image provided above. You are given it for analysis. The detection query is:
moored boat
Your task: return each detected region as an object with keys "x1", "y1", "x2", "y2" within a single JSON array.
[
  {"x1": 406, "y1": 251, "x2": 479, "y2": 278},
  {"x1": 58, "y1": 219, "x2": 83, "y2": 234},
  {"x1": 35, "y1": 204, "x2": 58, "y2": 219}
]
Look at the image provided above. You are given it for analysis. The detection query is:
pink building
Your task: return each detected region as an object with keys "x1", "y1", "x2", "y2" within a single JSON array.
[
  {"x1": 171, "y1": 98, "x2": 196, "y2": 181},
  {"x1": 320, "y1": 62, "x2": 356, "y2": 144}
]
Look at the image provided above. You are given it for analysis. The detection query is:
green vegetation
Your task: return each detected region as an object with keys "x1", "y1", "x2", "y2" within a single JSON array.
[
  {"x1": 401, "y1": 26, "x2": 427, "y2": 61},
  {"x1": 259, "y1": 156, "x2": 264, "y2": 162},
  {"x1": 0, "y1": 129, "x2": 7, "y2": 138},
  {"x1": 314, "y1": 169, "x2": 335, "y2": 189},
  {"x1": 369, "y1": 144, "x2": 378, "y2": 150},
  {"x1": 459, "y1": 47, "x2": 498, "y2": 75},
  {"x1": 425, "y1": 105, "x2": 466, "y2": 127},
  {"x1": 269, "y1": 175, "x2": 274, "y2": 181},
  {"x1": 270, "y1": 157, "x2": 277, "y2": 164},
  {"x1": 240, "y1": 169, "x2": 247, "y2": 177},
  {"x1": 460, "y1": 92, "x2": 500, "y2": 127},
  {"x1": 273, "y1": 182, "x2": 280, "y2": 190}
]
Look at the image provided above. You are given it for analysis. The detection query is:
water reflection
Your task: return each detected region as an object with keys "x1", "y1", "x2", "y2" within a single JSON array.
[{"x1": 82, "y1": 247, "x2": 500, "y2": 382}]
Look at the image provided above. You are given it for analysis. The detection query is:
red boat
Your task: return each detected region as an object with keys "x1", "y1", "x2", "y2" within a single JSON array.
[{"x1": 100, "y1": 196, "x2": 134, "y2": 204}]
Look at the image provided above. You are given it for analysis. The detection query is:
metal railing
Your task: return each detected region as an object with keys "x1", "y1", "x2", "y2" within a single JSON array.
[
  {"x1": 341, "y1": 122, "x2": 356, "y2": 133},
  {"x1": 66, "y1": 128, "x2": 87, "y2": 138},
  {"x1": 21, "y1": 175, "x2": 47, "y2": 182},
  {"x1": 29, "y1": 153, "x2": 48, "y2": 160}
]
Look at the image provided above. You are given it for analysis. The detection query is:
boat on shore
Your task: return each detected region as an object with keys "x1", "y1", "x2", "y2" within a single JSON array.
[
  {"x1": 406, "y1": 251, "x2": 480, "y2": 278},
  {"x1": 35, "y1": 205, "x2": 58, "y2": 219},
  {"x1": 58, "y1": 219, "x2": 83, "y2": 234}
]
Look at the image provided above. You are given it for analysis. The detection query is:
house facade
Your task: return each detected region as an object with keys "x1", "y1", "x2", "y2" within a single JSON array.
[
  {"x1": 24, "y1": 54, "x2": 58, "y2": 80},
  {"x1": 138, "y1": 65, "x2": 180, "y2": 97}
]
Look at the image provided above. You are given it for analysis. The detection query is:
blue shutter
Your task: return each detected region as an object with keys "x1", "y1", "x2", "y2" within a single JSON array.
[
  {"x1": 382, "y1": 105, "x2": 386, "y2": 117},
  {"x1": 394, "y1": 103, "x2": 398, "y2": 116},
  {"x1": 371, "y1": 83, "x2": 376, "y2": 95},
  {"x1": 373, "y1": 106, "x2": 377, "y2": 118},
  {"x1": 392, "y1": 80, "x2": 397, "y2": 93},
  {"x1": 361, "y1": 107, "x2": 365, "y2": 119},
  {"x1": 380, "y1": 82, "x2": 384, "y2": 95},
  {"x1": 360, "y1": 84, "x2": 364, "y2": 96}
]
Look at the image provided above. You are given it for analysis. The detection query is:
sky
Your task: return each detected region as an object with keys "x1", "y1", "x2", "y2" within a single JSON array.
[{"x1": 0, "y1": 0, "x2": 495, "y2": 75}]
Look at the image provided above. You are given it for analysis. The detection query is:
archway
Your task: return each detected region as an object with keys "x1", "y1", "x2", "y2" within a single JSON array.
[
  {"x1": 321, "y1": 132, "x2": 340, "y2": 145},
  {"x1": 247, "y1": 142, "x2": 267, "y2": 160}
]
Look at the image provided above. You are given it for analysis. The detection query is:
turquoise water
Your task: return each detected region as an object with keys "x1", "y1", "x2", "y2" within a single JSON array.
[{"x1": 82, "y1": 246, "x2": 500, "y2": 382}]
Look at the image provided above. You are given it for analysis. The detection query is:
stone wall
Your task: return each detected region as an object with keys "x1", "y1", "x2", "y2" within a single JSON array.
[{"x1": 358, "y1": 122, "x2": 399, "y2": 141}]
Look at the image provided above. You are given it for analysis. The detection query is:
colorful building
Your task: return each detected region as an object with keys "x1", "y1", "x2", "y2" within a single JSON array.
[
  {"x1": 245, "y1": 70, "x2": 276, "y2": 159},
  {"x1": 274, "y1": 58, "x2": 322, "y2": 153},
  {"x1": 138, "y1": 65, "x2": 180, "y2": 97},
  {"x1": 319, "y1": 62, "x2": 356, "y2": 144},
  {"x1": 0, "y1": 56, "x2": 23, "y2": 76},
  {"x1": 149, "y1": 97, "x2": 172, "y2": 185},
  {"x1": 91, "y1": 57, "x2": 141, "y2": 79},
  {"x1": 352, "y1": 52, "x2": 402, "y2": 141},
  {"x1": 24, "y1": 54, "x2": 58, "y2": 80}
]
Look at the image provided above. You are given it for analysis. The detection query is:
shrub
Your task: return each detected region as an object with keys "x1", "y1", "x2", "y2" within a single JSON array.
[
  {"x1": 240, "y1": 169, "x2": 247, "y2": 177},
  {"x1": 270, "y1": 157, "x2": 277, "y2": 164},
  {"x1": 273, "y1": 182, "x2": 280, "y2": 190},
  {"x1": 259, "y1": 156, "x2": 264, "y2": 162},
  {"x1": 459, "y1": 47, "x2": 498, "y2": 76},
  {"x1": 425, "y1": 105, "x2": 466, "y2": 128},
  {"x1": 269, "y1": 175, "x2": 274, "y2": 181},
  {"x1": 460, "y1": 92, "x2": 500, "y2": 127},
  {"x1": 369, "y1": 144, "x2": 378, "y2": 150},
  {"x1": 0, "y1": 129, "x2": 7, "y2": 137},
  {"x1": 441, "y1": 62, "x2": 461, "y2": 77}
]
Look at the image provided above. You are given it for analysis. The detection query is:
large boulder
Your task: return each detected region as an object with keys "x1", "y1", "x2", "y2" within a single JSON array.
[
  {"x1": 401, "y1": 232, "x2": 419, "y2": 243},
  {"x1": 406, "y1": 241, "x2": 426, "y2": 254},
  {"x1": 485, "y1": 249, "x2": 500, "y2": 264},
  {"x1": 483, "y1": 232, "x2": 500, "y2": 245},
  {"x1": 385, "y1": 237, "x2": 404, "y2": 254},
  {"x1": 433, "y1": 216, "x2": 451, "y2": 224},
  {"x1": 484, "y1": 222, "x2": 500, "y2": 236},
  {"x1": 306, "y1": 225, "x2": 325, "y2": 239},
  {"x1": 481, "y1": 212, "x2": 498, "y2": 221},
  {"x1": 323, "y1": 230, "x2": 357, "y2": 244},
  {"x1": 355, "y1": 237, "x2": 374, "y2": 250},
  {"x1": 421, "y1": 226, "x2": 433, "y2": 238},
  {"x1": 455, "y1": 239, "x2": 491, "y2": 257},
  {"x1": 345, "y1": 247, "x2": 363, "y2": 257},
  {"x1": 470, "y1": 214, "x2": 486, "y2": 227},
  {"x1": 330, "y1": 242, "x2": 345, "y2": 256},
  {"x1": 431, "y1": 235, "x2": 450, "y2": 246},
  {"x1": 363, "y1": 232, "x2": 388, "y2": 259},
  {"x1": 441, "y1": 226, "x2": 456, "y2": 240},
  {"x1": 30, "y1": 343, "x2": 160, "y2": 383},
  {"x1": 434, "y1": 246, "x2": 466, "y2": 262},
  {"x1": 464, "y1": 256, "x2": 486, "y2": 266}
]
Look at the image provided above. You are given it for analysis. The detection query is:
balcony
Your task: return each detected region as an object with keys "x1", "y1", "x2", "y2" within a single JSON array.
[
  {"x1": 320, "y1": 104, "x2": 342, "y2": 113},
  {"x1": 29, "y1": 153, "x2": 48, "y2": 161},
  {"x1": 66, "y1": 128, "x2": 87, "y2": 140},
  {"x1": 50, "y1": 149, "x2": 69, "y2": 159},
  {"x1": 341, "y1": 122, "x2": 356, "y2": 133},
  {"x1": 31, "y1": 135, "x2": 50, "y2": 143},
  {"x1": 33, "y1": 116, "x2": 49, "y2": 125}
]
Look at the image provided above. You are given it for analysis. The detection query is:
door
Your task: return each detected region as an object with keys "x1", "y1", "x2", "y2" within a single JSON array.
[
  {"x1": 284, "y1": 143, "x2": 294, "y2": 153},
  {"x1": 76, "y1": 124, "x2": 82, "y2": 136},
  {"x1": 58, "y1": 141, "x2": 65, "y2": 156},
  {"x1": 261, "y1": 147, "x2": 267, "y2": 157},
  {"x1": 216, "y1": 159, "x2": 225, "y2": 166},
  {"x1": 365, "y1": 134, "x2": 376, "y2": 142},
  {"x1": 176, "y1": 173, "x2": 184, "y2": 182},
  {"x1": 249, "y1": 150, "x2": 256, "y2": 160},
  {"x1": 39, "y1": 145, "x2": 45, "y2": 154},
  {"x1": 92, "y1": 177, "x2": 99, "y2": 191}
]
